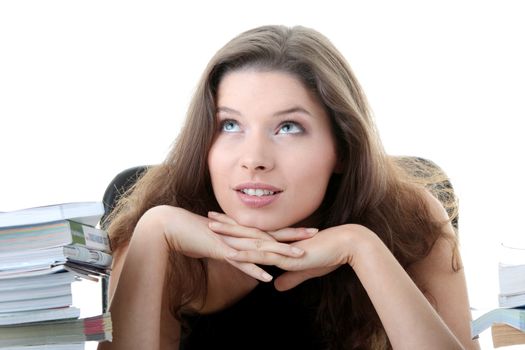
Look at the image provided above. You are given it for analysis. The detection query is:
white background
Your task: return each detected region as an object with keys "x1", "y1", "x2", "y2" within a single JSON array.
[{"x1": 1, "y1": 1, "x2": 524, "y2": 349}]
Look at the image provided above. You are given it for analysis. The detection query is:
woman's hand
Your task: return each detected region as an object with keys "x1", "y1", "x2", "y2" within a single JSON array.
[
  {"x1": 271, "y1": 225, "x2": 378, "y2": 291},
  {"x1": 206, "y1": 211, "x2": 323, "y2": 282},
  {"x1": 152, "y1": 206, "x2": 311, "y2": 283},
  {"x1": 207, "y1": 212, "x2": 375, "y2": 290},
  {"x1": 207, "y1": 210, "x2": 317, "y2": 248}
]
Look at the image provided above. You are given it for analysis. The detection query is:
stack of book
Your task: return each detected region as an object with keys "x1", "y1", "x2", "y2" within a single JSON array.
[
  {"x1": 0, "y1": 202, "x2": 112, "y2": 349},
  {"x1": 498, "y1": 243, "x2": 525, "y2": 309},
  {"x1": 471, "y1": 241, "x2": 525, "y2": 348}
]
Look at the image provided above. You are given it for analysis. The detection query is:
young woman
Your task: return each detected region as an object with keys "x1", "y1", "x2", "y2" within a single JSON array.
[{"x1": 98, "y1": 25, "x2": 479, "y2": 349}]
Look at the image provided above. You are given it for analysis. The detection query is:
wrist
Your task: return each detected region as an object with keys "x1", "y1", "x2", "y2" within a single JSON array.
[
  {"x1": 338, "y1": 224, "x2": 384, "y2": 268},
  {"x1": 346, "y1": 226, "x2": 394, "y2": 278}
]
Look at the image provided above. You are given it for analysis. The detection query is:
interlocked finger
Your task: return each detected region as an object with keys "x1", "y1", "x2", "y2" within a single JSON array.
[
  {"x1": 227, "y1": 250, "x2": 301, "y2": 270},
  {"x1": 221, "y1": 236, "x2": 304, "y2": 257},
  {"x1": 208, "y1": 221, "x2": 274, "y2": 240},
  {"x1": 225, "y1": 258, "x2": 273, "y2": 282}
]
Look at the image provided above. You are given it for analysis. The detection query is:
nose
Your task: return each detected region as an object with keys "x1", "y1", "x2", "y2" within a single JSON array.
[{"x1": 239, "y1": 132, "x2": 274, "y2": 173}]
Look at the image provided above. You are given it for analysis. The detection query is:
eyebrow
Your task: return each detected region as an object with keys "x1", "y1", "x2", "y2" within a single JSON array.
[
  {"x1": 216, "y1": 106, "x2": 241, "y2": 115},
  {"x1": 216, "y1": 106, "x2": 313, "y2": 118}
]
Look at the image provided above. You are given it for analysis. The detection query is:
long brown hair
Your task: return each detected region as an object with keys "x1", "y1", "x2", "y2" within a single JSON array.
[{"x1": 106, "y1": 25, "x2": 459, "y2": 349}]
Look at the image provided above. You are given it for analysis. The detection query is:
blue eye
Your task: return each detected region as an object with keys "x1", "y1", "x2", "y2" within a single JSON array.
[
  {"x1": 221, "y1": 120, "x2": 241, "y2": 133},
  {"x1": 278, "y1": 121, "x2": 303, "y2": 134}
]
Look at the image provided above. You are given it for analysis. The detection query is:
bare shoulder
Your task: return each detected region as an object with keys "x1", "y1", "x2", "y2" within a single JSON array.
[
  {"x1": 408, "y1": 189, "x2": 480, "y2": 348},
  {"x1": 409, "y1": 187, "x2": 458, "y2": 277},
  {"x1": 107, "y1": 243, "x2": 130, "y2": 300}
]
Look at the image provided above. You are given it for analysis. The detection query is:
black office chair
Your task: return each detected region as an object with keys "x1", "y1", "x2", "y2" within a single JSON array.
[
  {"x1": 99, "y1": 156, "x2": 458, "y2": 312},
  {"x1": 99, "y1": 165, "x2": 150, "y2": 312},
  {"x1": 100, "y1": 165, "x2": 150, "y2": 229}
]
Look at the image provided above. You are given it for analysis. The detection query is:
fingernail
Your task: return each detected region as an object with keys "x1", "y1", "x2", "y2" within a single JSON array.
[
  {"x1": 262, "y1": 272, "x2": 273, "y2": 281},
  {"x1": 208, "y1": 211, "x2": 218, "y2": 217},
  {"x1": 305, "y1": 228, "x2": 318, "y2": 235},
  {"x1": 291, "y1": 246, "x2": 304, "y2": 255}
]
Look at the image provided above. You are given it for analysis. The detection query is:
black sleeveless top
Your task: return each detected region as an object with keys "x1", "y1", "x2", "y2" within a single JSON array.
[{"x1": 180, "y1": 267, "x2": 326, "y2": 349}]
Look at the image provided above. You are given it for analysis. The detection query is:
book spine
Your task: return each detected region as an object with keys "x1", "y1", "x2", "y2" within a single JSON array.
[{"x1": 68, "y1": 221, "x2": 111, "y2": 253}]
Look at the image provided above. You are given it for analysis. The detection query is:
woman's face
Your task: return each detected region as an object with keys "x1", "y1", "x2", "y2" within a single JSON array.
[{"x1": 208, "y1": 70, "x2": 338, "y2": 231}]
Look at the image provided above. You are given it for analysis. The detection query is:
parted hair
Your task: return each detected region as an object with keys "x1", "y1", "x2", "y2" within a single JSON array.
[{"x1": 106, "y1": 25, "x2": 459, "y2": 349}]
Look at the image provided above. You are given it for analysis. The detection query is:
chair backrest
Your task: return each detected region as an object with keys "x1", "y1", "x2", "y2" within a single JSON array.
[
  {"x1": 394, "y1": 156, "x2": 458, "y2": 230},
  {"x1": 100, "y1": 165, "x2": 149, "y2": 312},
  {"x1": 100, "y1": 165, "x2": 150, "y2": 230}
]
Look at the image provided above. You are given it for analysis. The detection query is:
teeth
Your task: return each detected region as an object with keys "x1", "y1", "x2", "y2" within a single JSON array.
[{"x1": 241, "y1": 189, "x2": 275, "y2": 197}]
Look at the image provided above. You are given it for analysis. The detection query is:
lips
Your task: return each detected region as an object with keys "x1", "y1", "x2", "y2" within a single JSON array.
[{"x1": 233, "y1": 183, "x2": 283, "y2": 208}]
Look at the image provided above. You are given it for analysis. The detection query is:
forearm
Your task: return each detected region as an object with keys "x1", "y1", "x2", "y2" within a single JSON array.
[
  {"x1": 351, "y1": 233, "x2": 463, "y2": 349},
  {"x1": 99, "y1": 208, "x2": 180, "y2": 350}
]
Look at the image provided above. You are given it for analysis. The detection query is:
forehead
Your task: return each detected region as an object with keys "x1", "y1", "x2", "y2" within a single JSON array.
[{"x1": 216, "y1": 69, "x2": 324, "y2": 114}]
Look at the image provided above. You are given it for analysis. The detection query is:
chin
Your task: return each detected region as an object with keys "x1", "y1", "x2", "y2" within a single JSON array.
[
  {"x1": 232, "y1": 212, "x2": 300, "y2": 232},
  {"x1": 237, "y1": 218, "x2": 281, "y2": 231}
]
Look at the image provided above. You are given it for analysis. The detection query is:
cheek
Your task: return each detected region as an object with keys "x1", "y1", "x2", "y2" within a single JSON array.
[
  {"x1": 207, "y1": 145, "x2": 227, "y2": 183},
  {"x1": 300, "y1": 171, "x2": 333, "y2": 205},
  {"x1": 289, "y1": 150, "x2": 336, "y2": 201},
  {"x1": 295, "y1": 145, "x2": 337, "y2": 181},
  {"x1": 207, "y1": 142, "x2": 238, "y2": 211},
  {"x1": 207, "y1": 150, "x2": 225, "y2": 204}
]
